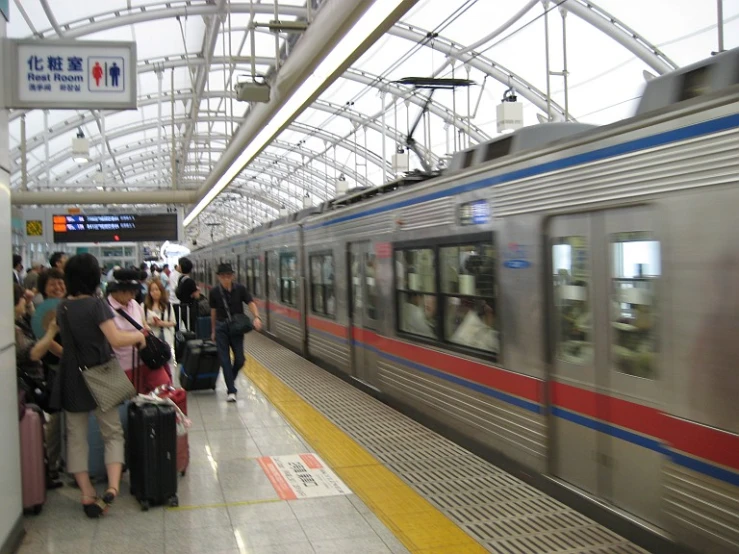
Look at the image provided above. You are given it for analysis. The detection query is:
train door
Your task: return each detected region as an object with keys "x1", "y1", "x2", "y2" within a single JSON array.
[
  {"x1": 549, "y1": 207, "x2": 662, "y2": 524},
  {"x1": 349, "y1": 242, "x2": 378, "y2": 386},
  {"x1": 265, "y1": 251, "x2": 277, "y2": 333}
]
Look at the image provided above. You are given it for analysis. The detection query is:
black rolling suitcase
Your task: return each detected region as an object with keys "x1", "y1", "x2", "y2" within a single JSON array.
[
  {"x1": 175, "y1": 304, "x2": 196, "y2": 361},
  {"x1": 127, "y1": 402, "x2": 179, "y2": 510},
  {"x1": 179, "y1": 339, "x2": 220, "y2": 391}
]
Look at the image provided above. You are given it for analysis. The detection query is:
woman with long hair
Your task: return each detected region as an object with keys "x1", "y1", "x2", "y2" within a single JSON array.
[{"x1": 142, "y1": 278, "x2": 177, "y2": 345}]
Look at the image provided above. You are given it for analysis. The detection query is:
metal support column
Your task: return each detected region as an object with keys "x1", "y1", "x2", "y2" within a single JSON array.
[
  {"x1": 717, "y1": 0, "x2": 725, "y2": 53},
  {"x1": 381, "y1": 91, "x2": 387, "y2": 184},
  {"x1": 157, "y1": 68, "x2": 164, "y2": 187},
  {"x1": 20, "y1": 114, "x2": 27, "y2": 191},
  {"x1": 543, "y1": 0, "x2": 552, "y2": 122},
  {"x1": 560, "y1": 6, "x2": 569, "y2": 121},
  {"x1": 44, "y1": 110, "x2": 50, "y2": 189},
  {"x1": 171, "y1": 68, "x2": 177, "y2": 189}
]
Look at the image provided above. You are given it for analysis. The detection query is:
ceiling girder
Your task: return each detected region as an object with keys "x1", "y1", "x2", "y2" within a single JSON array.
[
  {"x1": 12, "y1": 91, "x2": 394, "y2": 178},
  {"x1": 177, "y1": 0, "x2": 227, "y2": 186},
  {"x1": 119, "y1": 154, "x2": 338, "y2": 202},
  {"x1": 23, "y1": 126, "x2": 372, "y2": 190},
  {"x1": 33, "y1": 1, "x2": 306, "y2": 40},
  {"x1": 96, "y1": 150, "x2": 349, "y2": 199}
]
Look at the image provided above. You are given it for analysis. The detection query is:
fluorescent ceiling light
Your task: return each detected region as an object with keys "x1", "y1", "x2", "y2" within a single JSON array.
[{"x1": 184, "y1": 0, "x2": 405, "y2": 227}]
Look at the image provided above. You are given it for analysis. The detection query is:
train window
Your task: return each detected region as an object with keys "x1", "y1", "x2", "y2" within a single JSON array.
[
  {"x1": 351, "y1": 253, "x2": 362, "y2": 314},
  {"x1": 396, "y1": 248, "x2": 437, "y2": 339},
  {"x1": 440, "y1": 243, "x2": 499, "y2": 354},
  {"x1": 279, "y1": 253, "x2": 298, "y2": 307},
  {"x1": 267, "y1": 252, "x2": 278, "y2": 301},
  {"x1": 365, "y1": 253, "x2": 378, "y2": 320},
  {"x1": 552, "y1": 236, "x2": 593, "y2": 365},
  {"x1": 610, "y1": 232, "x2": 660, "y2": 379},
  {"x1": 310, "y1": 253, "x2": 335, "y2": 317},
  {"x1": 253, "y1": 258, "x2": 262, "y2": 298},
  {"x1": 245, "y1": 259, "x2": 254, "y2": 294}
]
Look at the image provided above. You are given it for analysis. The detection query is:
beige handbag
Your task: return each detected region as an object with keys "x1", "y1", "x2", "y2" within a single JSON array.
[{"x1": 79, "y1": 357, "x2": 136, "y2": 413}]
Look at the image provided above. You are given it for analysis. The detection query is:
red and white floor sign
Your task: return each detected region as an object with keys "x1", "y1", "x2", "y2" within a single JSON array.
[{"x1": 258, "y1": 453, "x2": 352, "y2": 500}]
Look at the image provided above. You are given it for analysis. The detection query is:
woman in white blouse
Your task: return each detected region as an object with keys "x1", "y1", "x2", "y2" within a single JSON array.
[{"x1": 141, "y1": 278, "x2": 177, "y2": 345}]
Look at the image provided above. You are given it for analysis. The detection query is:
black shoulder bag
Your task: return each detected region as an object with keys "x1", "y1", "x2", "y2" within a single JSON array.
[
  {"x1": 219, "y1": 286, "x2": 253, "y2": 338},
  {"x1": 112, "y1": 304, "x2": 171, "y2": 370}
]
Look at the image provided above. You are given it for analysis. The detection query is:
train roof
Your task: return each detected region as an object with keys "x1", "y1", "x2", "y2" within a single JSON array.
[
  {"x1": 637, "y1": 46, "x2": 739, "y2": 115},
  {"x1": 445, "y1": 122, "x2": 597, "y2": 174}
]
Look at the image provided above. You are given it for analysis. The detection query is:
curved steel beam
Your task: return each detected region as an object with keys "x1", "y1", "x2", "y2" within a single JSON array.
[
  {"x1": 89, "y1": 151, "x2": 346, "y2": 200},
  {"x1": 26, "y1": 123, "x2": 372, "y2": 190},
  {"x1": 132, "y1": 56, "x2": 491, "y2": 143},
  {"x1": 388, "y1": 23, "x2": 570, "y2": 121},
  {"x1": 12, "y1": 91, "x2": 393, "y2": 174},
  {"x1": 563, "y1": 0, "x2": 676, "y2": 74},
  {"x1": 119, "y1": 155, "x2": 337, "y2": 203},
  {"x1": 33, "y1": 1, "x2": 306, "y2": 40},
  {"x1": 310, "y1": 99, "x2": 439, "y2": 165},
  {"x1": 43, "y1": 132, "x2": 372, "y2": 189}
]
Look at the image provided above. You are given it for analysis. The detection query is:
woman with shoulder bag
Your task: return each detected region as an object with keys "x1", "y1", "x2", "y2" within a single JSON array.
[
  {"x1": 107, "y1": 269, "x2": 171, "y2": 394},
  {"x1": 50, "y1": 254, "x2": 146, "y2": 518},
  {"x1": 142, "y1": 278, "x2": 177, "y2": 346}
]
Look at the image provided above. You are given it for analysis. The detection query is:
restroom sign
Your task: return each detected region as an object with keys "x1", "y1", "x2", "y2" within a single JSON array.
[
  {"x1": 88, "y1": 57, "x2": 125, "y2": 92},
  {"x1": 6, "y1": 39, "x2": 137, "y2": 110}
]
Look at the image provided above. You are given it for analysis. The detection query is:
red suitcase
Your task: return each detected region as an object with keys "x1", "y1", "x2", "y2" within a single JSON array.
[
  {"x1": 152, "y1": 386, "x2": 189, "y2": 476},
  {"x1": 20, "y1": 405, "x2": 46, "y2": 514}
]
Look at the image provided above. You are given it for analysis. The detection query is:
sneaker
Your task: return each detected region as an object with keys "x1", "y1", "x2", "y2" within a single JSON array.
[{"x1": 227, "y1": 393, "x2": 237, "y2": 403}]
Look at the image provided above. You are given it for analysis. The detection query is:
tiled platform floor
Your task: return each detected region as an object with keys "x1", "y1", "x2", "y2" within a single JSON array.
[{"x1": 17, "y1": 370, "x2": 411, "y2": 554}]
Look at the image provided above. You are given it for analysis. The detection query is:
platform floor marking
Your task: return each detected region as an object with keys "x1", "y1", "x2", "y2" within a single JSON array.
[{"x1": 244, "y1": 357, "x2": 488, "y2": 553}]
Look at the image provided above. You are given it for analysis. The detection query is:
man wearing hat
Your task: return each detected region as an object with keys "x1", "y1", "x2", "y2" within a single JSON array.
[{"x1": 210, "y1": 263, "x2": 262, "y2": 402}]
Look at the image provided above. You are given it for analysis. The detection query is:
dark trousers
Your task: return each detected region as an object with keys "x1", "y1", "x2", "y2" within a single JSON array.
[
  {"x1": 215, "y1": 320, "x2": 245, "y2": 395},
  {"x1": 173, "y1": 304, "x2": 181, "y2": 329}
]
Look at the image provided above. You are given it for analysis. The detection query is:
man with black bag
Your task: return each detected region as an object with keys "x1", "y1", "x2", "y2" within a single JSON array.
[{"x1": 210, "y1": 263, "x2": 262, "y2": 402}]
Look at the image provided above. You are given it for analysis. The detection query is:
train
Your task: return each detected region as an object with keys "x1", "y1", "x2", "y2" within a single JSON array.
[{"x1": 190, "y1": 48, "x2": 739, "y2": 554}]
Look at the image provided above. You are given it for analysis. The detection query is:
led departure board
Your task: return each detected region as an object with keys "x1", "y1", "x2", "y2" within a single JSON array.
[{"x1": 52, "y1": 213, "x2": 178, "y2": 243}]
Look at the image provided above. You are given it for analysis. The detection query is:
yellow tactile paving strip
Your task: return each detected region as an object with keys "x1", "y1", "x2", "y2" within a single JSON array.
[{"x1": 243, "y1": 357, "x2": 488, "y2": 554}]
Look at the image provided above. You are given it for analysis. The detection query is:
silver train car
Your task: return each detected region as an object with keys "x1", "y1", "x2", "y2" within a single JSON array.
[{"x1": 191, "y1": 49, "x2": 739, "y2": 554}]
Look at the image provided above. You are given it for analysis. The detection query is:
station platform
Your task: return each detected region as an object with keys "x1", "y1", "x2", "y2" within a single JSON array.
[{"x1": 17, "y1": 333, "x2": 647, "y2": 554}]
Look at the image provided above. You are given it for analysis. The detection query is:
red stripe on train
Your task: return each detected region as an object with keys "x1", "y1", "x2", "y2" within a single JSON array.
[
  {"x1": 308, "y1": 316, "x2": 348, "y2": 339},
  {"x1": 309, "y1": 324, "x2": 739, "y2": 472},
  {"x1": 352, "y1": 328, "x2": 542, "y2": 404},
  {"x1": 551, "y1": 382, "x2": 739, "y2": 471},
  {"x1": 266, "y1": 301, "x2": 300, "y2": 320}
]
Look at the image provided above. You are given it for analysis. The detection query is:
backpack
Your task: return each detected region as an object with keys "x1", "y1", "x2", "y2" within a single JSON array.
[{"x1": 175, "y1": 275, "x2": 192, "y2": 303}]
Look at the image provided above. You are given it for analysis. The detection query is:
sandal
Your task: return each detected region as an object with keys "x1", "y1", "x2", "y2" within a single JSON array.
[
  {"x1": 102, "y1": 487, "x2": 118, "y2": 505},
  {"x1": 81, "y1": 495, "x2": 107, "y2": 519}
]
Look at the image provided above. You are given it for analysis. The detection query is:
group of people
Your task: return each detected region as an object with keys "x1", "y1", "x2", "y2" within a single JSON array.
[{"x1": 12, "y1": 250, "x2": 261, "y2": 519}]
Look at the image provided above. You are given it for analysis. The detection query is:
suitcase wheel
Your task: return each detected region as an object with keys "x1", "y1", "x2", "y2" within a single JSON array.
[
  {"x1": 169, "y1": 495, "x2": 179, "y2": 508},
  {"x1": 31, "y1": 504, "x2": 43, "y2": 515},
  {"x1": 140, "y1": 500, "x2": 150, "y2": 511},
  {"x1": 180, "y1": 470, "x2": 186, "y2": 477}
]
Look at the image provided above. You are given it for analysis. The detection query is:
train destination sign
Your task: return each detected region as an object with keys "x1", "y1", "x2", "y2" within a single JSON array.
[
  {"x1": 52, "y1": 213, "x2": 177, "y2": 243},
  {"x1": 5, "y1": 39, "x2": 137, "y2": 110},
  {"x1": 459, "y1": 199, "x2": 490, "y2": 226}
]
